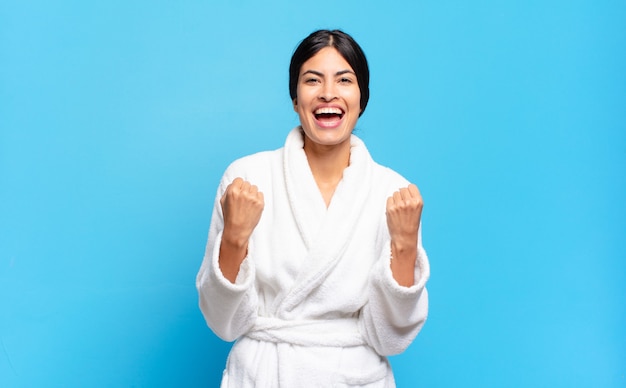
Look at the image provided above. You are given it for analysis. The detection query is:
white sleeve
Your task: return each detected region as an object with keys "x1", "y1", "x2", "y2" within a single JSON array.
[
  {"x1": 195, "y1": 172, "x2": 258, "y2": 342},
  {"x1": 359, "y1": 223, "x2": 430, "y2": 356}
]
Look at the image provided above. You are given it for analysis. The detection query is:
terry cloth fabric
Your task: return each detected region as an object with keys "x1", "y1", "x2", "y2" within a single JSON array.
[{"x1": 197, "y1": 127, "x2": 430, "y2": 387}]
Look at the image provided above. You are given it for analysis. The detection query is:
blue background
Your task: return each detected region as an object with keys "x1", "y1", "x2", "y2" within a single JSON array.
[{"x1": 1, "y1": 1, "x2": 624, "y2": 387}]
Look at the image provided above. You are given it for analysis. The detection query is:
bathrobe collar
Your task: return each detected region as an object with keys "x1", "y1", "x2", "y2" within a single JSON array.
[{"x1": 280, "y1": 127, "x2": 374, "y2": 313}]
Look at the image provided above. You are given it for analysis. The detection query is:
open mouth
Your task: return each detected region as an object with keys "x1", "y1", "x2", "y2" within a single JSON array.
[{"x1": 314, "y1": 107, "x2": 344, "y2": 123}]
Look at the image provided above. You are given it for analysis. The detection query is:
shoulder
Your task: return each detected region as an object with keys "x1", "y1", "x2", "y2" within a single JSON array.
[
  {"x1": 351, "y1": 133, "x2": 410, "y2": 193},
  {"x1": 221, "y1": 148, "x2": 283, "y2": 185},
  {"x1": 370, "y1": 161, "x2": 411, "y2": 195}
]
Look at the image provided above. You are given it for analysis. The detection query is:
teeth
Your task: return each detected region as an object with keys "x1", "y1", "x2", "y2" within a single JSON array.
[{"x1": 314, "y1": 107, "x2": 343, "y2": 115}]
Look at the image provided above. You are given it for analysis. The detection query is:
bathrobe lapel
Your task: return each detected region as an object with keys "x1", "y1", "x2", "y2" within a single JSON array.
[{"x1": 278, "y1": 128, "x2": 373, "y2": 313}]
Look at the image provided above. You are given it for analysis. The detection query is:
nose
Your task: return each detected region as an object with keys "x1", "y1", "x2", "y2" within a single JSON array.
[{"x1": 319, "y1": 81, "x2": 337, "y2": 101}]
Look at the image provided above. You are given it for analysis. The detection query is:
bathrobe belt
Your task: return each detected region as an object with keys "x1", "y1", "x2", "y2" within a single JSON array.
[{"x1": 245, "y1": 317, "x2": 367, "y2": 347}]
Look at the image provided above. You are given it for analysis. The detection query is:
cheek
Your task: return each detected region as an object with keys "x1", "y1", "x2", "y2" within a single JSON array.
[
  {"x1": 350, "y1": 93, "x2": 362, "y2": 110},
  {"x1": 297, "y1": 86, "x2": 313, "y2": 101},
  {"x1": 348, "y1": 87, "x2": 361, "y2": 104},
  {"x1": 294, "y1": 89, "x2": 305, "y2": 109}
]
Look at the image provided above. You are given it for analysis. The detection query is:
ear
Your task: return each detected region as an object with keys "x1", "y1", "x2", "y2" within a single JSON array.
[{"x1": 292, "y1": 98, "x2": 298, "y2": 112}]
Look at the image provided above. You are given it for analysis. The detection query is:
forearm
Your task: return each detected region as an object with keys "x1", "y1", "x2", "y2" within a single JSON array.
[
  {"x1": 218, "y1": 176, "x2": 264, "y2": 283},
  {"x1": 218, "y1": 231, "x2": 249, "y2": 283},
  {"x1": 385, "y1": 183, "x2": 422, "y2": 287},
  {"x1": 390, "y1": 239, "x2": 417, "y2": 287}
]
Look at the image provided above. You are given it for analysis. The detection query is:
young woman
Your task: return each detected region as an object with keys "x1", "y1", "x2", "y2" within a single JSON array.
[{"x1": 197, "y1": 29, "x2": 430, "y2": 387}]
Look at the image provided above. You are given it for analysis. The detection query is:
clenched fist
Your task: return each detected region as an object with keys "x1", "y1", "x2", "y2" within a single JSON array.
[
  {"x1": 219, "y1": 177, "x2": 264, "y2": 282},
  {"x1": 385, "y1": 184, "x2": 423, "y2": 287}
]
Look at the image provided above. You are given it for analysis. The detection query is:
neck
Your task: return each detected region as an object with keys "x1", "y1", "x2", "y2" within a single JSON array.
[{"x1": 303, "y1": 136, "x2": 351, "y2": 207}]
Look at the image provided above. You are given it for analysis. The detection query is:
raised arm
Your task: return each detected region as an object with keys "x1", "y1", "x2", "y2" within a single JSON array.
[
  {"x1": 359, "y1": 183, "x2": 429, "y2": 356},
  {"x1": 219, "y1": 177, "x2": 265, "y2": 283},
  {"x1": 196, "y1": 176, "x2": 264, "y2": 341},
  {"x1": 385, "y1": 184, "x2": 423, "y2": 287}
]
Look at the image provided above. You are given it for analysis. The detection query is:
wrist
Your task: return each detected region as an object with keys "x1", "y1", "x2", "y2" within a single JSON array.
[
  {"x1": 221, "y1": 228, "x2": 251, "y2": 249},
  {"x1": 390, "y1": 238, "x2": 417, "y2": 260},
  {"x1": 390, "y1": 242, "x2": 416, "y2": 287},
  {"x1": 218, "y1": 236, "x2": 249, "y2": 284}
]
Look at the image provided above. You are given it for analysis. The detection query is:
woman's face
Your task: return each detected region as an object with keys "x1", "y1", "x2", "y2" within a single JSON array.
[{"x1": 293, "y1": 47, "x2": 361, "y2": 149}]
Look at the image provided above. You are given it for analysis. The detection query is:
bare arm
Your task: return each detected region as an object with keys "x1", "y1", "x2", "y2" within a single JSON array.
[
  {"x1": 385, "y1": 184, "x2": 423, "y2": 287},
  {"x1": 218, "y1": 177, "x2": 264, "y2": 283}
]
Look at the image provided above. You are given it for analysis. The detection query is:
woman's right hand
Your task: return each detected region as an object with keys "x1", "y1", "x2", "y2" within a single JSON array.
[{"x1": 218, "y1": 178, "x2": 264, "y2": 282}]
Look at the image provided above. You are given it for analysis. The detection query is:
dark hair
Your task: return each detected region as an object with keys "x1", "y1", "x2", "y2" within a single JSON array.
[{"x1": 289, "y1": 29, "x2": 370, "y2": 116}]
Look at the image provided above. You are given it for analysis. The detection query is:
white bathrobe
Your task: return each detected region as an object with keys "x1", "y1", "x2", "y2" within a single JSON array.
[{"x1": 197, "y1": 127, "x2": 430, "y2": 387}]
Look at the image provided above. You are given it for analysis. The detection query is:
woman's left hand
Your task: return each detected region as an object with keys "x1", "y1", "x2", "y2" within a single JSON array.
[
  {"x1": 386, "y1": 184, "x2": 423, "y2": 286},
  {"x1": 386, "y1": 184, "x2": 423, "y2": 245}
]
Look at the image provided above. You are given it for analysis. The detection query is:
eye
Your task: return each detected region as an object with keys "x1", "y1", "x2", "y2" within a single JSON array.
[
  {"x1": 339, "y1": 77, "x2": 353, "y2": 84},
  {"x1": 304, "y1": 77, "x2": 320, "y2": 84}
]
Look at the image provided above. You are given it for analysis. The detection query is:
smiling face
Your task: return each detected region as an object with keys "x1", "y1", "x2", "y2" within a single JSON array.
[{"x1": 293, "y1": 47, "x2": 361, "y2": 150}]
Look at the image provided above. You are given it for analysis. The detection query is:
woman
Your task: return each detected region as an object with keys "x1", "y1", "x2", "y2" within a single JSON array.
[{"x1": 197, "y1": 29, "x2": 430, "y2": 387}]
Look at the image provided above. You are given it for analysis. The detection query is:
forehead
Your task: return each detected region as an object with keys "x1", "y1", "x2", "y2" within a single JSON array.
[{"x1": 300, "y1": 47, "x2": 353, "y2": 73}]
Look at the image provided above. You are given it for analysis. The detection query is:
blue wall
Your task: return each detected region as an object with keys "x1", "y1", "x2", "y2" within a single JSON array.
[{"x1": 1, "y1": 1, "x2": 624, "y2": 386}]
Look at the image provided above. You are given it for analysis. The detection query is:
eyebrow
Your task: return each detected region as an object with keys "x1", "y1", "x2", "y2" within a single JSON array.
[{"x1": 301, "y1": 69, "x2": 356, "y2": 77}]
